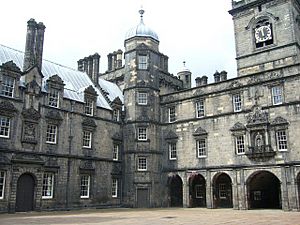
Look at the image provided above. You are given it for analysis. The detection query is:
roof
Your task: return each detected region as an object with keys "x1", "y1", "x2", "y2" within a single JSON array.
[
  {"x1": 125, "y1": 9, "x2": 159, "y2": 41},
  {"x1": 0, "y1": 44, "x2": 123, "y2": 110}
]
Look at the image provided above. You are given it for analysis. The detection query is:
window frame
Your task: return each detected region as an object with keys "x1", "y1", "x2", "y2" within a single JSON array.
[
  {"x1": 137, "y1": 127, "x2": 147, "y2": 141},
  {"x1": 196, "y1": 138, "x2": 207, "y2": 158},
  {"x1": 195, "y1": 184, "x2": 204, "y2": 199},
  {"x1": 1, "y1": 75, "x2": 15, "y2": 98},
  {"x1": 196, "y1": 100, "x2": 205, "y2": 118},
  {"x1": 48, "y1": 88, "x2": 60, "y2": 108},
  {"x1": 113, "y1": 144, "x2": 119, "y2": 161},
  {"x1": 84, "y1": 98, "x2": 94, "y2": 116},
  {"x1": 169, "y1": 142, "x2": 177, "y2": 160},
  {"x1": 113, "y1": 109, "x2": 120, "y2": 122},
  {"x1": 0, "y1": 116, "x2": 10, "y2": 138},
  {"x1": 46, "y1": 124, "x2": 58, "y2": 144},
  {"x1": 168, "y1": 106, "x2": 176, "y2": 123},
  {"x1": 82, "y1": 130, "x2": 92, "y2": 148},
  {"x1": 112, "y1": 178, "x2": 118, "y2": 198},
  {"x1": 42, "y1": 173, "x2": 54, "y2": 199},
  {"x1": 137, "y1": 157, "x2": 147, "y2": 171},
  {"x1": 232, "y1": 93, "x2": 242, "y2": 112},
  {"x1": 0, "y1": 171, "x2": 5, "y2": 199},
  {"x1": 137, "y1": 92, "x2": 148, "y2": 105},
  {"x1": 80, "y1": 174, "x2": 90, "y2": 199},
  {"x1": 235, "y1": 135, "x2": 245, "y2": 155},
  {"x1": 276, "y1": 129, "x2": 288, "y2": 151},
  {"x1": 219, "y1": 183, "x2": 227, "y2": 199},
  {"x1": 138, "y1": 55, "x2": 148, "y2": 70},
  {"x1": 271, "y1": 85, "x2": 283, "y2": 105}
]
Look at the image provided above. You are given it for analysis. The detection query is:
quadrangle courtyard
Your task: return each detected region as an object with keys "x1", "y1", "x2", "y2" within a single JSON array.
[{"x1": 0, "y1": 208, "x2": 299, "y2": 225}]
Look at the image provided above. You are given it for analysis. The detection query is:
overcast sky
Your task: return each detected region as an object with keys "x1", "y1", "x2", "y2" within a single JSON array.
[{"x1": 0, "y1": 0, "x2": 237, "y2": 85}]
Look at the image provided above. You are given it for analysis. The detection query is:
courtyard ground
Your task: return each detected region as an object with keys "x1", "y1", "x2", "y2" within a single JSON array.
[{"x1": 0, "y1": 208, "x2": 299, "y2": 225}]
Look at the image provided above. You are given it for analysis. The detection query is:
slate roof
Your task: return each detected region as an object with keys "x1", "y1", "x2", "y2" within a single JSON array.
[{"x1": 0, "y1": 44, "x2": 123, "y2": 110}]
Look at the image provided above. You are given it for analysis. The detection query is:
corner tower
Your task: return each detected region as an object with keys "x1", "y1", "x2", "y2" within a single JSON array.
[
  {"x1": 122, "y1": 9, "x2": 163, "y2": 207},
  {"x1": 229, "y1": 0, "x2": 300, "y2": 77}
]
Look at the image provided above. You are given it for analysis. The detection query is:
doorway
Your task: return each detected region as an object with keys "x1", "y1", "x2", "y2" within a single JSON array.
[
  {"x1": 213, "y1": 173, "x2": 233, "y2": 208},
  {"x1": 137, "y1": 188, "x2": 149, "y2": 208},
  {"x1": 189, "y1": 174, "x2": 206, "y2": 207},
  {"x1": 168, "y1": 175, "x2": 183, "y2": 207},
  {"x1": 16, "y1": 173, "x2": 35, "y2": 212}
]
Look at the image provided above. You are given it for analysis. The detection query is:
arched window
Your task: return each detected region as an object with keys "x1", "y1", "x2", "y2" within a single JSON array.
[{"x1": 254, "y1": 18, "x2": 274, "y2": 48}]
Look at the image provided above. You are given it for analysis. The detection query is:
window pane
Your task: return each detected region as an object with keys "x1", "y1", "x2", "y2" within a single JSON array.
[
  {"x1": 80, "y1": 175, "x2": 90, "y2": 198},
  {"x1": 233, "y1": 94, "x2": 242, "y2": 112},
  {"x1": 277, "y1": 130, "x2": 287, "y2": 151},
  {"x1": 169, "y1": 106, "x2": 176, "y2": 122},
  {"x1": 83, "y1": 131, "x2": 92, "y2": 148},
  {"x1": 138, "y1": 157, "x2": 147, "y2": 171},
  {"x1": 1, "y1": 75, "x2": 14, "y2": 97},
  {"x1": 42, "y1": 173, "x2": 54, "y2": 199},
  {"x1": 46, "y1": 124, "x2": 57, "y2": 144},
  {"x1": 196, "y1": 100, "x2": 205, "y2": 118},
  {"x1": 84, "y1": 99, "x2": 94, "y2": 116},
  {"x1": 112, "y1": 179, "x2": 118, "y2": 197},
  {"x1": 138, "y1": 55, "x2": 148, "y2": 70},
  {"x1": 138, "y1": 92, "x2": 147, "y2": 105},
  {"x1": 113, "y1": 144, "x2": 119, "y2": 160},
  {"x1": 236, "y1": 135, "x2": 245, "y2": 154},
  {"x1": 138, "y1": 128, "x2": 147, "y2": 140},
  {"x1": 0, "y1": 116, "x2": 10, "y2": 138},
  {"x1": 169, "y1": 143, "x2": 177, "y2": 160},
  {"x1": 48, "y1": 89, "x2": 59, "y2": 108},
  {"x1": 197, "y1": 139, "x2": 206, "y2": 157},
  {"x1": 272, "y1": 86, "x2": 283, "y2": 105}
]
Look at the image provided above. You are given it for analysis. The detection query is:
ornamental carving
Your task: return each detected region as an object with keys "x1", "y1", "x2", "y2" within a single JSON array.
[
  {"x1": 0, "y1": 153, "x2": 10, "y2": 164},
  {"x1": 22, "y1": 107, "x2": 41, "y2": 121},
  {"x1": 84, "y1": 85, "x2": 98, "y2": 96},
  {"x1": 0, "y1": 101, "x2": 18, "y2": 116},
  {"x1": 1, "y1": 60, "x2": 21, "y2": 72},
  {"x1": 193, "y1": 127, "x2": 208, "y2": 136},
  {"x1": 164, "y1": 130, "x2": 178, "y2": 140},
  {"x1": 112, "y1": 97, "x2": 123, "y2": 106},
  {"x1": 80, "y1": 160, "x2": 95, "y2": 170},
  {"x1": 47, "y1": 74, "x2": 64, "y2": 85},
  {"x1": 228, "y1": 81, "x2": 242, "y2": 89},
  {"x1": 22, "y1": 122, "x2": 37, "y2": 144},
  {"x1": 46, "y1": 110, "x2": 63, "y2": 122},
  {"x1": 271, "y1": 116, "x2": 288, "y2": 126},
  {"x1": 82, "y1": 117, "x2": 97, "y2": 128},
  {"x1": 247, "y1": 106, "x2": 268, "y2": 126},
  {"x1": 247, "y1": 76, "x2": 262, "y2": 85},
  {"x1": 11, "y1": 153, "x2": 44, "y2": 165},
  {"x1": 230, "y1": 122, "x2": 246, "y2": 131},
  {"x1": 112, "y1": 132, "x2": 122, "y2": 141}
]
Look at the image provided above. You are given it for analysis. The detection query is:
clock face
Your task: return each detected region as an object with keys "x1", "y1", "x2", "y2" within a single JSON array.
[{"x1": 255, "y1": 25, "x2": 272, "y2": 43}]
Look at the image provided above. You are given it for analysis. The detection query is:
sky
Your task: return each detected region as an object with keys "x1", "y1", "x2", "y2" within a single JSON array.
[{"x1": 0, "y1": 0, "x2": 237, "y2": 86}]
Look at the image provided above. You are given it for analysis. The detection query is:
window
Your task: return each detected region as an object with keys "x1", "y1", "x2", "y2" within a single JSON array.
[
  {"x1": 48, "y1": 89, "x2": 59, "y2": 108},
  {"x1": 276, "y1": 130, "x2": 287, "y2": 151},
  {"x1": 42, "y1": 173, "x2": 54, "y2": 199},
  {"x1": 138, "y1": 55, "x2": 148, "y2": 70},
  {"x1": 84, "y1": 99, "x2": 94, "y2": 116},
  {"x1": 219, "y1": 183, "x2": 227, "y2": 199},
  {"x1": 253, "y1": 191, "x2": 262, "y2": 201},
  {"x1": 0, "y1": 116, "x2": 10, "y2": 138},
  {"x1": 233, "y1": 93, "x2": 242, "y2": 112},
  {"x1": 196, "y1": 100, "x2": 205, "y2": 118},
  {"x1": 46, "y1": 124, "x2": 57, "y2": 144},
  {"x1": 113, "y1": 109, "x2": 120, "y2": 121},
  {"x1": 272, "y1": 85, "x2": 283, "y2": 105},
  {"x1": 1, "y1": 75, "x2": 15, "y2": 97},
  {"x1": 169, "y1": 143, "x2": 177, "y2": 160},
  {"x1": 169, "y1": 106, "x2": 176, "y2": 123},
  {"x1": 0, "y1": 171, "x2": 5, "y2": 199},
  {"x1": 197, "y1": 139, "x2": 207, "y2": 158},
  {"x1": 80, "y1": 175, "x2": 90, "y2": 198},
  {"x1": 113, "y1": 144, "x2": 119, "y2": 161},
  {"x1": 236, "y1": 135, "x2": 245, "y2": 154},
  {"x1": 137, "y1": 92, "x2": 147, "y2": 105},
  {"x1": 83, "y1": 131, "x2": 92, "y2": 148},
  {"x1": 112, "y1": 179, "x2": 118, "y2": 198},
  {"x1": 138, "y1": 128, "x2": 147, "y2": 141},
  {"x1": 137, "y1": 157, "x2": 147, "y2": 171},
  {"x1": 195, "y1": 184, "x2": 204, "y2": 199}
]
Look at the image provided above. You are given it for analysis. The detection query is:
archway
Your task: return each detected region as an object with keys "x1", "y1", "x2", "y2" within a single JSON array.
[
  {"x1": 247, "y1": 171, "x2": 281, "y2": 209},
  {"x1": 213, "y1": 173, "x2": 233, "y2": 208},
  {"x1": 16, "y1": 173, "x2": 35, "y2": 212},
  {"x1": 189, "y1": 174, "x2": 206, "y2": 207},
  {"x1": 168, "y1": 175, "x2": 183, "y2": 207}
]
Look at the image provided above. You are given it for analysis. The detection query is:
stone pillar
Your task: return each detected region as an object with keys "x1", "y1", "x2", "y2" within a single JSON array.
[
  {"x1": 232, "y1": 170, "x2": 239, "y2": 209},
  {"x1": 182, "y1": 172, "x2": 189, "y2": 207},
  {"x1": 281, "y1": 167, "x2": 290, "y2": 211},
  {"x1": 35, "y1": 22, "x2": 46, "y2": 70},
  {"x1": 206, "y1": 171, "x2": 213, "y2": 208},
  {"x1": 23, "y1": 18, "x2": 37, "y2": 71}
]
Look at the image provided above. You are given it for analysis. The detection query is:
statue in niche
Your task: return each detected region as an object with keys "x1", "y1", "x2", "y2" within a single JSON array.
[{"x1": 255, "y1": 132, "x2": 263, "y2": 152}]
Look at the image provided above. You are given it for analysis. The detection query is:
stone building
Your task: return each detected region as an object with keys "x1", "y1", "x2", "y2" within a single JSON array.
[{"x1": 0, "y1": 0, "x2": 300, "y2": 212}]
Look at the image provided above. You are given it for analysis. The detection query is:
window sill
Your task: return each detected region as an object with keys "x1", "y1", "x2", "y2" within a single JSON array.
[
  {"x1": 197, "y1": 156, "x2": 207, "y2": 159},
  {"x1": 46, "y1": 142, "x2": 57, "y2": 145},
  {"x1": 80, "y1": 196, "x2": 90, "y2": 199},
  {"x1": 42, "y1": 197, "x2": 53, "y2": 200}
]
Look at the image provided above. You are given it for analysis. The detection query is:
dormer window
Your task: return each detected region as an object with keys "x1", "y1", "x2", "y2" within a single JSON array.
[
  {"x1": 1, "y1": 75, "x2": 15, "y2": 97},
  {"x1": 48, "y1": 89, "x2": 59, "y2": 108},
  {"x1": 113, "y1": 109, "x2": 120, "y2": 121},
  {"x1": 84, "y1": 98, "x2": 94, "y2": 116},
  {"x1": 138, "y1": 55, "x2": 148, "y2": 70}
]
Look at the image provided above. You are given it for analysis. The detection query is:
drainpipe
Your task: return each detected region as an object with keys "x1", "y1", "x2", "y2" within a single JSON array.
[{"x1": 66, "y1": 101, "x2": 74, "y2": 209}]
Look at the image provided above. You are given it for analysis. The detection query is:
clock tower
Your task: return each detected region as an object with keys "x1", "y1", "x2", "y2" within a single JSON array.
[{"x1": 229, "y1": 0, "x2": 300, "y2": 77}]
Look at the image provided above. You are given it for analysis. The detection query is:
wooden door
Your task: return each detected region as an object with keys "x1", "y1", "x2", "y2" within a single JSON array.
[
  {"x1": 137, "y1": 188, "x2": 149, "y2": 208},
  {"x1": 16, "y1": 174, "x2": 35, "y2": 212}
]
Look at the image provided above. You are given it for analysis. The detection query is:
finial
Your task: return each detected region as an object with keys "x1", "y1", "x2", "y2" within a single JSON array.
[
  {"x1": 139, "y1": 7, "x2": 145, "y2": 22},
  {"x1": 183, "y1": 61, "x2": 186, "y2": 67}
]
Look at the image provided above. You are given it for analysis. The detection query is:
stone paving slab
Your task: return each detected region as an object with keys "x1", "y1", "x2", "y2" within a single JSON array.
[{"x1": 0, "y1": 208, "x2": 299, "y2": 225}]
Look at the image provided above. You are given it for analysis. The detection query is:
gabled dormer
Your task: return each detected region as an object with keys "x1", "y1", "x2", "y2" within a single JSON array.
[
  {"x1": 46, "y1": 74, "x2": 64, "y2": 109},
  {"x1": 0, "y1": 61, "x2": 21, "y2": 99}
]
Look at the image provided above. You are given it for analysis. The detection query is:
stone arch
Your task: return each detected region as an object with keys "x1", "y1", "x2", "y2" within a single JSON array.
[
  {"x1": 188, "y1": 173, "x2": 206, "y2": 207},
  {"x1": 167, "y1": 174, "x2": 183, "y2": 207},
  {"x1": 246, "y1": 170, "x2": 281, "y2": 209},
  {"x1": 212, "y1": 172, "x2": 233, "y2": 208},
  {"x1": 15, "y1": 173, "x2": 37, "y2": 212}
]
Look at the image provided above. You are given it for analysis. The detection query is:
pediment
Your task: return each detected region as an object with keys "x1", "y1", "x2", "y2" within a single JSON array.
[
  {"x1": 0, "y1": 101, "x2": 18, "y2": 116},
  {"x1": 112, "y1": 132, "x2": 122, "y2": 141},
  {"x1": 164, "y1": 130, "x2": 178, "y2": 140},
  {"x1": 47, "y1": 74, "x2": 64, "y2": 85},
  {"x1": 45, "y1": 110, "x2": 63, "y2": 121},
  {"x1": 22, "y1": 107, "x2": 41, "y2": 121},
  {"x1": 112, "y1": 97, "x2": 123, "y2": 106},
  {"x1": 247, "y1": 106, "x2": 268, "y2": 126},
  {"x1": 84, "y1": 85, "x2": 98, "y2": 96},
  {"x1": 271, "y1": 116, "x2": 288, "y2": 126},
  {"x1": 1, "y1": 60, "x2": 21, "y2": 72},
  {"x1": 228, "y1": 81, "x2": 242, "y2": 89},
  {"x1": 82, "y1": 117, "x2": 97, "y2": 127},
  {"x1": 193, "y1": 127, "x2": 208, "y2": 136},
  {"x1": 230, "y1": 122, "x2": 246, "y2": 131}
]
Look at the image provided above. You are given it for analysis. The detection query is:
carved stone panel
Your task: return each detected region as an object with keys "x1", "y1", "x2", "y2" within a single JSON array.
[{"x1": 22, "y1": 122, "x2": 38, "y2": 144}]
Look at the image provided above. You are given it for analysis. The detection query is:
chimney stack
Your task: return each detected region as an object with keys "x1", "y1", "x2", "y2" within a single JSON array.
[
  {"x1": 77, "y1": 53, "x2": 100, "y2": 85},
  {"x1": 214, "y1": 71, "x2": 220, "y2": 83},
  {"x1": 195, "y1": 76, "x2": 208, "y2": 87},
  {"x1": 92, "y1": 53, "x2": 100, "y2": 84},
  {"x1": 220, "y1": 70, "x2": 227, "y2": 81},
  {"x1": 23, "y1": 19, "x2": 46, "y2": 71},
  {"x1": 116, "y1": 49, "x2": 123, "y2": 69}
]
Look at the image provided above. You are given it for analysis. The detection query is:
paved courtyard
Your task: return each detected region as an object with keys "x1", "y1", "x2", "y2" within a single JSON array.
[{"x1": 0, "y1": 208, "x2": 299, "y2": 225}]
